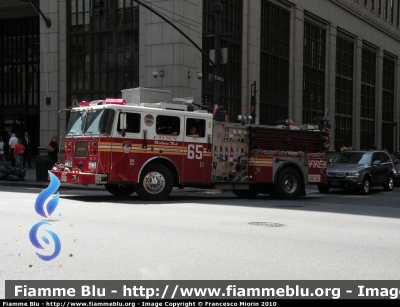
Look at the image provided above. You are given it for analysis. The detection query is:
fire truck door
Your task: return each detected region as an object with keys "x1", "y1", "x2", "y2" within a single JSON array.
[
  {"x1": 110, "y1": 111, "x2": 142, "y2": 183},
  {"x1": 182, "y1": 117, "x2": 211, "y2": 183}
]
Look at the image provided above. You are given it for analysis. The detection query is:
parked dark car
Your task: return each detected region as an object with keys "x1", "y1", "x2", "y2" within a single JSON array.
[
  {"x1": 394, "y1": 162, "x2": 400, "y2": 186},
  {"x1": 394, "y1": 153, "x2": 400, "y2": 186},
  {"x1": 318, "y1": 150, "x2": 395, "y2": 195}
]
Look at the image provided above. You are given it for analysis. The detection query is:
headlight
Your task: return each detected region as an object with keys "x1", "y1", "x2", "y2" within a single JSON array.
[
  {"x1": 65, "y1": 160, "x2": 73, "y2": 168},
  {"x1": 346, "y1": 171, "x2": 359, "y2": 177},
  {"x1": 88, "y1": 161, "x2": 97, "y2": 170}
]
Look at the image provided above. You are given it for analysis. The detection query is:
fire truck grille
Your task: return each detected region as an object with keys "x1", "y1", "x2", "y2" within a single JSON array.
[{"x1": 75, "y1": 140, "x2": 88, "y2": 158}]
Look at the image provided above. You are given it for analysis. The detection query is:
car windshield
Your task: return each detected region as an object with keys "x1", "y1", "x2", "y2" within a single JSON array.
[
  {"x1": 66, "y1": 109, "x2": 115, "y2": 136},
  {"x1": 333, "y1": 152, "x2": 372, "y2": 164}
]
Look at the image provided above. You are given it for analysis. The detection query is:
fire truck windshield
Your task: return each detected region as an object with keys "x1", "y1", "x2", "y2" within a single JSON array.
[{"x1": 66, "y1": 109, "x2": 115, "y2": 136}]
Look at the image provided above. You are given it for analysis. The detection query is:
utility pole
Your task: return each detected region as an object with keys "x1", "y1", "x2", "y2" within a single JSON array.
[{"x1": 213, "y1": 0, "x2": 223, "y2": 118}]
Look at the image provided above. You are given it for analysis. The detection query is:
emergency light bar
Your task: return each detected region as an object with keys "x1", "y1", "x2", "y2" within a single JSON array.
[{"x1": 78, "y1": 98, "x2": 126, "y2": 107}]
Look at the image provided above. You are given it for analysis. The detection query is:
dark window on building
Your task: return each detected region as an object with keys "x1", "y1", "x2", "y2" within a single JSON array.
[
  {"x1": 156, "y1": 115, "x2": 180, "y2": 135},
  {"x1": 360, "y1": 47, "x2": 376, "y2": 150},
  {"x1": 397, "y1": 0, "x2": 400, "y2": 26},
  {"x1": 202, "y1": 0, "x2": 242, "y2": 122},
  {"x1": 303, "y1": 21, "x2": 326, "y2": 124},
  {"x1": 0, "y1": 17, "x2": 40, "y2": 143},
  {"x1": 335, "y1": 36, "x2": 354, "y2": 152},
  {"x1": 371, "y1": 0, "x2": 375, "y2": 10},
  {"x1": 384, "y1": 0, "x2": 389, "y2": 19},
  {"x1": 364, "y1": 0, "x2": 368, "y2": 6},
  {"x1": 382, "y1": 57, "x2": 395, "y2": 153},
  {"x1": 391, "y1": 0, "x2": 395, "y2": 22},
  {"x1": 0, "y1": 17, "x2": 40, "y2": 108},
  {"x1": 67, "y1": 0, "x2": 139, "y2": 105},
  {"x1": 378, "y1": 0, "x2": 382, "y2": 14},
  {"x1": 259, "y1": 1, "x2": 290, "y2": 126}
]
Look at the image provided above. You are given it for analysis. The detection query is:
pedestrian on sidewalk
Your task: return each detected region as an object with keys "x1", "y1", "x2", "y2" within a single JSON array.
[
  {"x1": 22, "y1": 131, "x2": 33, "y2": 168},
  {"x1": 47, "y1": 136, "x2": 59, "y2": 165},
  {"x1": 14, "y1": 138, "x2": 25, "y2": 168},
  {"x1": 8, "y1": 133, "x2": 18, "y2": 167},
  {"x1": 0, "y1": 135, "x2": 9, "y2": 169}
]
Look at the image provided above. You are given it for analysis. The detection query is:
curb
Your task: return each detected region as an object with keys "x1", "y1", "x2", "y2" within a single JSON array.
[
  {"x1": 0, "y1": 180, "x2": 105, "y2": 191},
  {"x1": 0, "y1": 180, "x2": 225, "y2": 193}
]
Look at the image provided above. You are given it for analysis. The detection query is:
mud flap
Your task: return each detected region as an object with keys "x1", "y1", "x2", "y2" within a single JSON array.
[{"x1": 299, "y1": 184, "x2": 306, "y2": 196}]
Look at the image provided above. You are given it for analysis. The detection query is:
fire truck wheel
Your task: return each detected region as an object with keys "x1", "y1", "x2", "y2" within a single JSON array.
[
  {"x1": 136, "y1": 164, "x2": 173, "y2": 201},
  {"x1": 232, "y1": 186, "x2": 260, "y2": 199},
  {"x1": 317, "y1": 185, "x2": 329, "y2": 193},
  {"x1": 276, "y1": 168, "x2": 302, "y2": 199},
  {"x1": 105, "y1": 184, "x2": 135, "y2": 197}
]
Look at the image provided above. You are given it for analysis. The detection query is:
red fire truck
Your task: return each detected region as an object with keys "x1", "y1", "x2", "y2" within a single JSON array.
[{"x1": 50, "y1": 88, "x2": 330, "y2": 201}]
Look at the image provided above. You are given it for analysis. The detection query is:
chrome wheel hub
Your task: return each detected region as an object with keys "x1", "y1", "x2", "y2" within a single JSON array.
[{"x1": 143, "y1": 171, "x2": 165, "y2": 194}]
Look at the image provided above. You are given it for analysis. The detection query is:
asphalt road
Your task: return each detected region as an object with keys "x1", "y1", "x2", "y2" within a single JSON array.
[{"x1": 1, "y1": 185, "x2": 400, "y2": 298}]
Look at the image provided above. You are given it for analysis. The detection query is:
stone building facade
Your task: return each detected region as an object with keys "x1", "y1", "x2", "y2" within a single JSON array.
[{"x1": 1, "y1": 0, "x2": 400, "y2": 153}]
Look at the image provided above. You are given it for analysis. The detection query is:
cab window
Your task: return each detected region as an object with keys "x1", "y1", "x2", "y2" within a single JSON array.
[
  {"x1": 186, "y1": 118, "x2": 206, "y2": 138},
  {"x1": 156, "y1": 115, "x2": 180, "y2": 135},
  {"x1": 117, "y1": 113, "x2": 141, "y2": 133}
]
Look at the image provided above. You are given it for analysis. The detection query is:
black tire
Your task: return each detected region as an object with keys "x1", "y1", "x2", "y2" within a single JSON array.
[
  {"x1": 318, "y1": 185, "x2": 330, "y2": 193},
  {"x1": 136, "y1": 164, "x2": 173, "y2": 201},
  {"x1": 383, "y1": 175, "x2": 394, "y2": 191},
  {"x1": 105, "y1": 184, "x2": 135, "y2": 197},
  {"x1": 276, "y1": 167, "x2": 302, "y2": 200},
  {"x1": 232, "y1": 186, "x2": 260, "y2": 199},
  {"x1": 359, "y1": 177, "x2": 370, "y2": 195}
]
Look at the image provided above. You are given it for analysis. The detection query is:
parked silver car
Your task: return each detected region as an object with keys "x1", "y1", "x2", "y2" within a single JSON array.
[{"x1": 318, "y1": 150, "x2": 395, "y2": 195}]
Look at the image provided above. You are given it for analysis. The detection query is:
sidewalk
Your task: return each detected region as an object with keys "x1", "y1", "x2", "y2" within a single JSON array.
[{"x1": 0, "y1": 156, "x2": 216, "y2": 193}]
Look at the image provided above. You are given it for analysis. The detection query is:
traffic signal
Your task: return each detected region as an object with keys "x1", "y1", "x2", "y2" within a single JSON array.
[{"x1": 91, "y1": 0, "x2": 104, "y2": 17}]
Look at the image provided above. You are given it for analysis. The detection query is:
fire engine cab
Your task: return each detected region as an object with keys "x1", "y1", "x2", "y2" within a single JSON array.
[{"x1": 50, "y1": 87, "x2": 330, "y2": 201}]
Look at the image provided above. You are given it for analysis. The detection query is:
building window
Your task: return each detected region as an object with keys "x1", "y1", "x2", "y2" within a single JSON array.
[
  {"x1": 382, "y1": 57, "x2": 395, "y2": 153},
  {"x1": 364, "y1": 0, "x2": 368, "y2": 5},
  {"x1": 0, "y1": 17, "x2": 40, "y2": 108},
  {"x1": 303, "y1": 21, "x2": 326, "y2": 124},
  {"x1": 397, "y1": 0, "x2": 400, "y2": 26},
  {"x1": 384, "y1": 0, "x2": 388, "y2": 19},
  {"x1": 259, "y1": 1, "x2": 290, "y2": 125},
  {"x1": 67, "y1": 0, "x2": 139, "y2": 105},
  {"x1": 360, "y1": 47, "x2": 376, "y2": 150},
  {"x1": 335, "y1": 36, "x2": 354, "y2": 152},
  {"x1": 202, "y1": 0, "x2": 242, "y2": 122},
  {"x1": 378, "y1": 0, "x2": 382, "y2": 15},
  {"x1": 391, "y1": 0, "x2": 395, "y2": 22},
  {"x1": 371, "y1": 0, "x2": 375, "y2": 10}
]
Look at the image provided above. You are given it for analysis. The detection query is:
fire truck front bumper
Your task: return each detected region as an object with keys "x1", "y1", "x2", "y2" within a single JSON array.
[{"x1": 50, "y1": 170, "x2": 108, "y2": 185}]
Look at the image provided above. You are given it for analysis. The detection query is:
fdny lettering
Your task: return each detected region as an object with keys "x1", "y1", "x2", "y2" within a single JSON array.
[
  {"x1": 154, "y1": 141, "x2": 169, "y2": 145},
  {"x1": 153, "y1": 141, "x2": 178, "y2": 146},
  {"x1": 309, "y1": 160, "x2": 324, "y2": 168},
  {"x1": 154, "y1": 136, "x2": 178, "y2": 141}
]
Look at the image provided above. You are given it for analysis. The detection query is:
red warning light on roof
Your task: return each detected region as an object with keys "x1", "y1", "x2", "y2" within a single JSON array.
[
  {"x1": 78, "y1": 101, "x2": 90, "y2": 107},
  {"x1": 105, "y1": 98, "x2": 126, "y2": 105}
]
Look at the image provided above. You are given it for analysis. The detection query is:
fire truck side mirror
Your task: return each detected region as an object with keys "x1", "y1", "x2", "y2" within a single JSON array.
[{"x1": 119, "y1": 113, "x2": 127, "y2": 136}]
